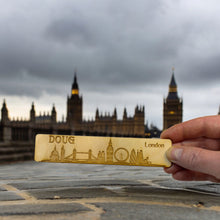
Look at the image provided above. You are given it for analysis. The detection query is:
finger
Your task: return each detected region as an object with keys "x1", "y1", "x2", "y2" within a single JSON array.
[
  {"x1": 166, "y1": 146, "x2": 220, "y2": 179},
  {"x1": 161, "y1": 115, "x2": 220, "y2": 142},
  {"x1": 164, "y1": 164, "x2": 219, "y2": 181},
  {"x1": 164, "y1": 160, "x2": 220, "y2": 182},
  {"x1": 177, "y1": 137, "x2": 220, "y2": 151},
  {"x1": 172, "y1": 169, "x2": 220, "y2": 182},
  {"x1": 164, "y1": 163, "x2": 183, "y2": 174}
]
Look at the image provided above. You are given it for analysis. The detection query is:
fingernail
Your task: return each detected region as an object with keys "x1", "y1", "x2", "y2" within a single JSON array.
[{"x1": 166, "y1": 147, "x2": 183, "y2": 162}]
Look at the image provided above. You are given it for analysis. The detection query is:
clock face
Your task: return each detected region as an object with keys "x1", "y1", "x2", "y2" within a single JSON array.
[{"x1": 169, "y1": 111, "x2": 175, "y2": 115}]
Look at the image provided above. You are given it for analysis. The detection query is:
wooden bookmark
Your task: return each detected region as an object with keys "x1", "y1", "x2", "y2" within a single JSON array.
[{"x1": 35, "y1": 134, "x2": 172, "y2": 167}]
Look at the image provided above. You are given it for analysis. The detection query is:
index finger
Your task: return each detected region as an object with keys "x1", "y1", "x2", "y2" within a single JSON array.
[{"x1": 161, "y1": 115, "x2": 220, "y2": 143}]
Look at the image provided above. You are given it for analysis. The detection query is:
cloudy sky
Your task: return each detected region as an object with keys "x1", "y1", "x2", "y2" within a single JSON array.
[{"x1": 0, "y1": 0, "x2": 219, "y2": 129}]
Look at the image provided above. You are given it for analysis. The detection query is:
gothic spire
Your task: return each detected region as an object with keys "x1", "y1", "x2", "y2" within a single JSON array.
[
  {"x1": 123, "y1": 107, "x2": 127, "y2": 119},
  {"x1": 52, "y1": 104, "x2": 56, "y2": 113},
  {"x1": 2, "y1": 99, "x2": 6, "y2": 109},
  {"x1": 1, "y1": 99, "x2": 9, "y2": 122},
  {"x1": 169, "y1": 73, "x2": 177, "y2": 88},
  {"x1": 71, "y1": 70, "x2": 79, "y2": 95},
  {"x1": 51, "y1": 104, "x2": 57, "y2": 123},
  {"x1": 113, "y1": 107, "x2": 117, "y2": 119},
  {"x1": 96, "y1": 108, "x2": 99, "y2": 119},
  {"x1": 167, "y1": 68, "x2": 179, "y2": 100}
]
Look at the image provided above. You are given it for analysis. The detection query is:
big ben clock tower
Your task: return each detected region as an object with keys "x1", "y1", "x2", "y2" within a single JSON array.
[
  {"x1": 163, "y1": 69, "x2": 183, "y2": 130},
  {"x1": 67, "y1": 72, "x2": 83, "y2": 132}
]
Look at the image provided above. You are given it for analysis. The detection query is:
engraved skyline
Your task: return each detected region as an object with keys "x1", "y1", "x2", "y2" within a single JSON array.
[
  {"x1": 49, "y1": 140, "x2": 152, "y2": 165},
  {"x1": 35, "y1": 134, "x2": 172, "y2": 167}
]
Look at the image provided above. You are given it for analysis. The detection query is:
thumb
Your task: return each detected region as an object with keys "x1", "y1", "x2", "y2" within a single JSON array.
[{"x1": 166, "y1": 146, "x2": 220, "y2": 179}]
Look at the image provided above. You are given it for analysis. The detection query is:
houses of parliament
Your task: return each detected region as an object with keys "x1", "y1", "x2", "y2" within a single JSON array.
[{"x1": 0, "y1": 70, "x2": 185, "y2": 143}]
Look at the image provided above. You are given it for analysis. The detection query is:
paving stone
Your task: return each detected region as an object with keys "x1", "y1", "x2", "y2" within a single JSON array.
[
  {"x1": 27, "y1": 187, "x2": 118, "y2": 199},
  {"x1": 187, "y1": 183, "x2": 220, "y2": 194},
  {"x1": 0, "y1": 161, "x2": 219, "y2": 220},
  {"x1": 0, "y1": 161, "x2": 168, "y2": 181},
  {"x1": 123, "y1": 186, "x2": 220, "y2": 206},
  {"x1": 94, "y1": 202, "x2": 220, "y2": 220},
  {"x1": 155, "y1": 179, "x2": 220, "y2": 195},
  {"x1": 11, "y1": 179, "x2": 146, "y2": 190},
  {"x1": 0, "y1": 191, "x2": 24, "y2": 201},
  {"x1": 0, "y1": 203, "x2": 91, "y2": 216},
  {"x1": 0, "y1": 186, "x2": 7, "y2": 191}
]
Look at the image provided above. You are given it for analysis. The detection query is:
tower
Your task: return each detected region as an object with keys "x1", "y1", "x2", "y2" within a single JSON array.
[
  {"x1": 1, "y1": 100, "x2": 11, "y2": 142},
  {"x1": 163, "y1": 69, "x2": 183, "y2": 130},
  {"x1": 95, "y1": 108, "x2": 99, "y2": 120},
  {"x1": 51, "y1": 104, "x2": 57, "y2": 123},
  {"x1": 113, "y1": 108, "x2": 117, "y2": 120},
  {"x1": 67, "y1": 72, "x2": 83, "y2": 131},
  {"x1": 30, "y1": 102, "x2": 35, "y2": 123},
  {"x1": 112, "y1": 108, "x2": 117, "y2": 135},
  {"x1": 123, "y1": 107, "x2": 127, "y2": 120},
  {"x1": 1, "y1": 99, "x2": 9, "y2": 124},
  {"x1": 134, "y1": 105, "x2": 145, "y2": 137}
]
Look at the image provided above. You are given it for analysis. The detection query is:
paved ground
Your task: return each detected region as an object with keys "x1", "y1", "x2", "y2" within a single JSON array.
[{"x1": 0, "y1": 161, "x2": 219, "y2": 220}]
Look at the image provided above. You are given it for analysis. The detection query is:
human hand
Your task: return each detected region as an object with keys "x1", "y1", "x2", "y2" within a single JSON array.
[{"x1": 161, "y1": 115, "x2": 220, "y2": 182}]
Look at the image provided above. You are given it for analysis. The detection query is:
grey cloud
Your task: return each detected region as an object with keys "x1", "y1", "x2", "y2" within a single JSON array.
[
  {"x1": 45, "y1": 17, "x2": 96, "y2": 47},
  {"x1": 0, "y1": 0, "x2": 219, "y2": 113}
]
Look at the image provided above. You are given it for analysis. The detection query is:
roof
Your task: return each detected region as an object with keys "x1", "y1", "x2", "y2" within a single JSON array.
[
  {"x1": 167, "y1": 73, "x2": 179, "y2": 100},
  {"x1": 169, "y1": 73, "x2": 177, "y2": 87},
  {"x1": 72, "y1": 73, "x2": 79, "y2": 90}
]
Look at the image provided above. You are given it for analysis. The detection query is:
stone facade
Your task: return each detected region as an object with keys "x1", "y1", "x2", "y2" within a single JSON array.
[{"x1": 0, "y1": 73, "x2": 145, "y2": 143}]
